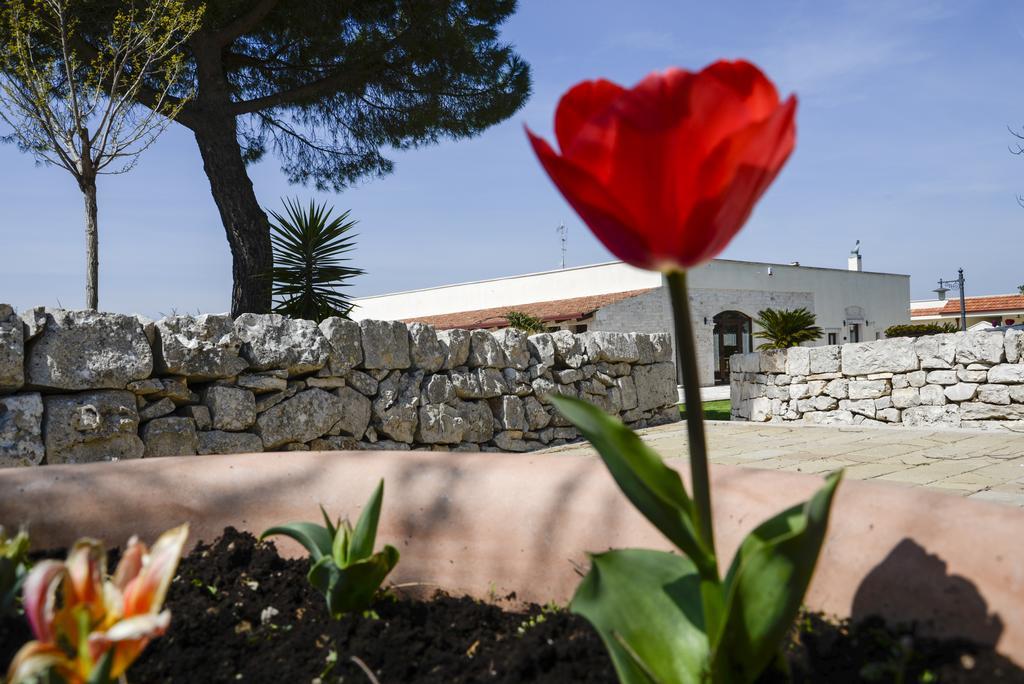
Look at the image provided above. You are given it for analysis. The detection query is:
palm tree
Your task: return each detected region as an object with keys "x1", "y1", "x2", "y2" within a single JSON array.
[
  {"x1": 268, "y1": 198, "x2": 365, "y2": 322},
  {"x1": 754, "y1": 307, "x2": 823, "y2": 349}
]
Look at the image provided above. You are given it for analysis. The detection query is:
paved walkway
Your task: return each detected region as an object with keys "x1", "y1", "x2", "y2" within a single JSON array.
[{"x1": 547, "y1": 420, "x2": 1024, "y2": 507}]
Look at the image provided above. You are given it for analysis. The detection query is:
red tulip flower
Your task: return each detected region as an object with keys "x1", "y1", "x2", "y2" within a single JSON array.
[{"x1": 527, "y1": 60, "x2": 796, "y2": 272}]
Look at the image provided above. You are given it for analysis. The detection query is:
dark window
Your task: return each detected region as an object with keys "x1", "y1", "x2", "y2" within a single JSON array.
[
  {"x1": 827, "y1": 332, "x2": 837, "y2": 345},
  {"x1": 574, "y1": 323, "x2": 588, "y2": 333}
]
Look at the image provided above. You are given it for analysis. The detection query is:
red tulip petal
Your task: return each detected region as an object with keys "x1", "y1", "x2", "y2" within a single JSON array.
[
  {"x1": 21, "y1": 560, "x2": 65, "y2": 643},
  {"x1": 554, "y1": 79, "x2": 626, "y2": 155},
  {"x1": 527, "y1": 127, "x2": 655, "y2": 269}
]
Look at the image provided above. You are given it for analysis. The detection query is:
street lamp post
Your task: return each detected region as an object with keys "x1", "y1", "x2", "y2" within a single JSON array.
[{"x1": 934, "y1": 269, "x2": 967, "y2": 331}]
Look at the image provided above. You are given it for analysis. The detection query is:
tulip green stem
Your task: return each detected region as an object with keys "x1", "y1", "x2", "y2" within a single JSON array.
[{"x1": 666, "y1": 270, "x2": 717, "y2": 563}]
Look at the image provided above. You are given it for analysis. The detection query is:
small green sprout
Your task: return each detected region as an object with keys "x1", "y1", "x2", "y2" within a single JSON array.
[
  {"x1": 261, "y1": 479, "x2": 399, "y2": 618},
  {"x1": 0, "y1": 526, "x2": 30, "y2": 615}
]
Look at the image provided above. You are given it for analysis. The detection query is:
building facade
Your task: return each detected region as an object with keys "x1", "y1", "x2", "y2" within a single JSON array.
[
  {"x1": 354, "y1": 257, "x2": 911, "y2": 387},
  {"x1": 910, "y1": 293, "x2": 1024, "y2": 330}
]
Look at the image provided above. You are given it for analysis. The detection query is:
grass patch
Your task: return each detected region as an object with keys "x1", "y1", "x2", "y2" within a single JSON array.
[{"x1": 679, "y1": 399, "x2": 731, "y2": 421}]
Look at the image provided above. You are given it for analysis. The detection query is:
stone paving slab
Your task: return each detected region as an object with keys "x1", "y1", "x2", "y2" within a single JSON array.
[{"x1": 544, "y1": 420, "x2": 1024, "y2": 507}]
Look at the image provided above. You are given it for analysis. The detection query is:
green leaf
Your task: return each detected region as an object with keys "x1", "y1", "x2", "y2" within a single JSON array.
[
  {"x1": 319, "y1": 505, "x2": 338, "y2": 540},
  {"x1": 550, "y1": 396, "x2": 713, "y2": 575},
  {"x1": 86, "y1": 648, "x2": 114, "y2": 684},
  {"x1": 571, "y1": 549, "x2": 710, "y2": 684},
  {"x1": 350, "y1": 479, "x2": 385, "y2": 563},
  {"x1": 711, "y1": 471, "x2": 843, "y2": 682},
  {"x1": 332, "y1": 521, "x2": 352, "y2": 569},
  {"x1": 315, "y1": 545, "x2": 400, "y2": 618},
  {"x1": 261, "y1": 522, "x2": 333, "y2": 562}
]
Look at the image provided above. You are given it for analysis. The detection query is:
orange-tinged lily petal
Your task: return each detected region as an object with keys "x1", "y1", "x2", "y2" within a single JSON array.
[
  {"x1": 112, "y1": 535, "x2": 146, "y2": 590},
  {"x1": 21, "y1": 560, "x2": 65, "y2": 642},
  {"x1": 88, "y1": 611, "x2": 171, "y2": 678},
  {"x1": 65, "y1": 539, "x2": 105, "y2": 611},
  {"x1": 6, "y1": 640, "x2": 78, "y2": 684},
  {"x1": 122, "y1": 523, "x2": 188, "y2": 617}
]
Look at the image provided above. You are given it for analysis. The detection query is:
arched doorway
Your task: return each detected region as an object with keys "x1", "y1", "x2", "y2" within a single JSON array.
[{"x1": 713, "y1": 310, "x2": 753, "y2": 385}]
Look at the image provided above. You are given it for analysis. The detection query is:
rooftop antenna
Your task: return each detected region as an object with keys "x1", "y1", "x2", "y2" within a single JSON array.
[{"x1": 556, "y1": 222, "x2": 567, "y2": 269}]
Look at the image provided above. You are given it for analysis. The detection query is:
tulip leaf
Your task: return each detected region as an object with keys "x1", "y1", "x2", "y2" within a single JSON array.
[
  {"x1": 319, "y1": 505, "x2": 338, "y2": 540},
  {"x1": 711, "y1": 471, "x2": 843, "y2": 682},
  {"x1": 261, "y1": 522, "x2": 332, "y2": 562},
  {"x1": 571, "y1": 549, "x2": 709, "y2": 684},
  {"x1": 550, "y1": 396, "x2": 712, "y2": 574},
  {"x1": 310, "y1": 545, "x2": 400, "y2": 618},
  {"x1": 85, "y1": 649, "x2": 114, "y2": 684},
  {"x1": 332, "y1": 521, "x2": 352, "y2": 569},
  {"x1": 350, "y1": 479, "x2": 385, "y2": 563}
]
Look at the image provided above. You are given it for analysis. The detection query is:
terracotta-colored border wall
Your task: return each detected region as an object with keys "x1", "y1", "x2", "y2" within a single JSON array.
[{"x1": 0, "y1": 450, "x2": 1019, "y2": 662}]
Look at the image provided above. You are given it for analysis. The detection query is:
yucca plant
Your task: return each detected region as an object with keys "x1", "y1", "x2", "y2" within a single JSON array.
[
  {"x1": 268, "y1": 198, "x2": 365, "y2": 322},
  {"x1": 754, "y1": 307, "x2": 823, "y2": 349}
]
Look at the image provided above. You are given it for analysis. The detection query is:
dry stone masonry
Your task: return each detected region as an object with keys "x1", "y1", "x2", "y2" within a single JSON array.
[
  {"x1": 731, "y1": 329, "x2": 1024, "y2": 430},
  {"x1": 0, "y1": 305, "x2": 680, "y2": 467}
]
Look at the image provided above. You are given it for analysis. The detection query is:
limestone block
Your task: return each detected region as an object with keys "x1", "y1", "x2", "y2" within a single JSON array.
[
  {"x1": 258, "y1": 388, "x2": 346, "y2": 449},
  {"x1": 493, "y1": 328, "x2": 531, "y2": 371},
  {"x1": 955, "y1": 331, "x2": 1004, "y2": 366},
  {"x1": 919, "y1": 385, "x2": 947, "y2": 406},
  {"x1": 1010, "y1": 386, "x2": 1024, "y2": 403},
  {"x1": 891, "y1": 374, "x2": 909, "y2": 389},
  {"x1": 786, "y1": 347, "x2": 810, "y2": 376},
  {"x1": 0, "y1": 393, "x2": 43, "y2": 466},
  {"x1": 416, "y1": 403, "x2": 466, "y2": 444},
  {"x1": 848, "y1": 380, "x2": 888, "y2": 400},
  {"x1": 633, "y1": 362, "x2": 676, "y2": 411},
  {"x1": 902, "y1": 405, "x2": 960, "y2": 428},
  {"x1": 809, "y1": 346, "x2": 841, "y2": 374},
  {"x1": 346, "y1": 370, "x2": 379, "y2": 396},
  {"x1": 758, "y1": 349, "x2": 786, "y2": 374},
  {"x1": 802, "y1": 410, "x2": 854, "y2": 425},
  {"x1": 408, "y1": 323, "x2": 445, "y2": 372},
  {"x1": 139, "y1": 397, "x2": 176, "y2": 422},
  {"x1": 788, "y1": 383, "x2": 809, "y2": 400},
  {"x1": 234, "y1": 313, "x2": 330, "y2": 375},
  {"x1": 203, "y1": 386, "x2": 256, "y2": 431},
  {"x1": 19, "y1": 306, "x2": 46, "y2": 341},
  {"x1": 26, "y1": 310, "x2": 153, "y2": 390},
  {"x1": 959, "y1": 402, "x2": 1024, "y2": 420},
  {"x1": 456, "y1": 400, "x2": 494, "y2": 443},
  {"x1": 141, "y1": 417, "x2": 198, "y2": 457},
  {"x1": 749, "y1": 397, "x2": 771, "y2": 422},
  {"x1": 841, "y1": 398, "x2": 875, "y2": 418},
  {"x1": 523, "y1": 396, "x2": 551, "y2": 430},
  {"x1": 43, "y1": 391, "x2": 143, "y2": 464},
  {"x1": 809, "y1": 395, "x2": 839, "y2": 411},
  {"x1": 943, "y1": 383, "x2": 978, "y2": 403},
  {"x1": 987, "y1": 364, "x2": 1024, "y2": 384},
  {"x1": 467, "y1": 330, "x2": 507, "y2": 368},
  {"x1": 437, "y1": 329, "x2": 471, "y2": 369},
  {"x1": 907, "y1": 370, "x2": 927, "y2": 388},
  {"x1": 580, "y1": 332, "x2": 640, "y2": 364},
  {"x1": 422, "y1": 374, "x2": 457, "y2": 405},
  {"x1": 957, "y1": 368, "x2": 988, "y2": 383},
  {"x1": 551, "y1": 330, "x2": 584, "y2": 368},
  {"x1": 648, "y1": 333, "x2": 674, "y2": 363},
  {"x1": 877, "y1": 408, "x2": 901, "y2": 422},
  {"x1": 615, "y1": 376, "x2": 639, "y2": 411},
  {"x1": 306, "y1": 377, "x2": 346, "y2": 389},
  {"x1": 977, "y1": 384, "x2": 1011, "y2": 405},
  {"x1": 154, "y1": 314, "x2": 247, "y2": 380},
  {"x1": 197, "y1": 430, "x2": 264, "y2": 455},
  {"x1": 875, "y1": 396, "x2": 893, "y2": 410},
  {"x1": 503, "y1": 368, "x2": 532, "y2": 396},
  {"x1": 177, "y1": 405, "x2": 211, "y2": 431},
  {"x1": 891, "y1": 388, "x2": 921, "y2": 409},
  {"x1": 354, "y1": 319, "x2": 411, "y2": 370},
  {"x1": 490, "y1": 395, "x2": 527, "y2": 431},
  {"x1": 493, "y1": 431, "x2": 529, "y2": 452},
  {"x1": 127, "y1": 379, "x2": 163, "y2": 395},
  {"x1": 0, "y1": 305, "x2": 24, "y2": 393},
  {"x1": 332, "y1": 387, "x2": 371, "y2": 439},
  {"x1": 807, "y1": 380, "x2": 827, "y2": 397},
  {"x1": 1005, "y1": 328, "x2": 1024, "y2": 364},
  {"x1": 925, "y1": 370, "x2": 957, "y2": 386},
  {"x1": 371, "y1": 371, "x2": 422, "y2": 443},
  {"x1": 824, "y1": 378, "x2": 849, "y2": 399},
  {"x1": 841, "y1": 338, "x2": 917, "y2": 376},
  {"x1": 451, "y1": 368, "x2": 507, "y2": 399},
  {"x1": 319, "y1": 317, "x2": 363, "y2": 374},
  {"x1": 527, "y1": 333, "x2": 556, "y2": 369},
  {"x1": 913, "y1": 333, "x2": 958, "y2": 369}
]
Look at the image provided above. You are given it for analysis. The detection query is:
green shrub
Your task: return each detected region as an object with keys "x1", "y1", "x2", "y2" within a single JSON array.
[
  {"x1": 754, "y1": 307, "x2": 822, "y2": 349},
  {"x1": 885, "y1": 323, "x2": 958, "y2": 338},
  {"x1": 505, "y1": 310, "x2": 546, "y2": 334}
]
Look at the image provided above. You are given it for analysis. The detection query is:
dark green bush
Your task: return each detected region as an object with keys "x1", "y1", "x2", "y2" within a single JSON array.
[{"x1": 884, "y1": 322, "x2": 959, "y2": 338}]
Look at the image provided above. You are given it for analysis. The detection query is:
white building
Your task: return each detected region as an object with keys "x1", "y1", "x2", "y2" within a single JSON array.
[
  {"x1": 354, "y1": 254, "x2": 910, "y2": 387},
  {"x1": 911, "y1": 293, "x2": 1024, "y2": 330}
]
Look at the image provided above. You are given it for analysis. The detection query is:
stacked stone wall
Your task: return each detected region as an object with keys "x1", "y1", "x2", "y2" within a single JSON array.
[
  {"x1": 0, "y1": 304, "x2": 680, "y2": 466},
  {"x1": 730, "y1": 329, "x2": 1024, "y2": 430}
]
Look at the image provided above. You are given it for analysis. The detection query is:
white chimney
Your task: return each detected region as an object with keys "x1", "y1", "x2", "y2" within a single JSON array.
[{"x1": 848, "y1": 240, "x2": 862, "y2": 271}]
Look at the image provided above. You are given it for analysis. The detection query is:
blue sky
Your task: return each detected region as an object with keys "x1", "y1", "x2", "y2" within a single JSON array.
[{"x1": 2, "y1": 0, "x2": 1024, "y2": 316}]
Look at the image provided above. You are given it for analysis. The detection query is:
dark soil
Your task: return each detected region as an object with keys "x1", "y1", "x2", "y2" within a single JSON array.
[{"x1": 2, "y1": 528, "x2": 1022, "y2": 683}]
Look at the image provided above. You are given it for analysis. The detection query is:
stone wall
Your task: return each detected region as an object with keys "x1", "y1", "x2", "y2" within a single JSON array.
[
  {"x1": 0, "y1": 304, "x2": 680, "y2": 466},
  {"x1": 730, "y1": 329, "x2": 1024, "y2": 430}
]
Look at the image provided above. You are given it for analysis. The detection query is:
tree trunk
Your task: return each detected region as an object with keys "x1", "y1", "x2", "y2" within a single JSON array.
[
  {"x1": 81, "y1": 178, "x2": 99, "y2": 311},
  {"x1": 191, "y1": 107, "x2": 272, "y2": 316}
]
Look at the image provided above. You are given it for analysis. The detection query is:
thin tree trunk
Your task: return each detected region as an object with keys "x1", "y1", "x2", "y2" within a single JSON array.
[
  {"x1": 191, "y1": 108, "x2": 272, "y2": 317},
  {"x1": 81, "y1": 178, "x2": 99, "y2": 310}
]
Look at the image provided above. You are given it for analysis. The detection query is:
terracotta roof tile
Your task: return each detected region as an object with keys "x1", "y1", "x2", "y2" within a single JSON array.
[
  {"x1": 403, "y1": 288, "x2": 656, "y2": 330},
  {"x1": 911, "y1": 294, "x2": 1024, "y2": 318}
]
